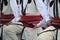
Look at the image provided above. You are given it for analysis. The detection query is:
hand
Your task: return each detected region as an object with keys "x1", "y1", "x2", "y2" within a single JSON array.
[
  {"x1": 45, "y1": 20, "x2": 52, "y2": 28},
  {"x1": 5, "y1": 22, "x2": 11, "y2": 26},
  {"x1": 33, "y1": 24, "x2": 39, "y2": 29}
]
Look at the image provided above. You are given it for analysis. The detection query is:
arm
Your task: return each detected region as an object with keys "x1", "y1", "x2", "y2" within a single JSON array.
[
  {"x1": 35, "y1": 0, "x2": 51, "y2": 27},
  {"x1": 10, "y1": 0, "x2": 20, "y2": 23}
]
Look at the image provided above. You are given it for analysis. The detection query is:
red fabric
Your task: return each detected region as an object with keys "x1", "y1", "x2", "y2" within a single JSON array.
[
  {"x1": 0, "y1": 14, "x2": 60, "y2": 29},
  {"x1": 52, "y1": 17, "x2": 60, "y2": 23},
  {"x1": 21, "y1": 15, "x2": 41, "y2": 22},
  {"x1": 0, "y1": 14, "x2": 14, "y2": 19},
  {"x1": 20, "y1": 15, "x2": 42, "y2": 28},
  {"x1": 52, "y1": 17, "x2": 60, "y2": 29}
]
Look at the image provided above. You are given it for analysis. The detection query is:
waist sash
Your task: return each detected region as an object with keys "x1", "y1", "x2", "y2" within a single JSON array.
[{"x1": 20, "y1": 15, "x2": 42, "y2": 28}]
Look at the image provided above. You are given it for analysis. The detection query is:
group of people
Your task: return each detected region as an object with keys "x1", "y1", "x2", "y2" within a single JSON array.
[{"x1": 1, "y1": 0, "x2": 56, "y2": 40}]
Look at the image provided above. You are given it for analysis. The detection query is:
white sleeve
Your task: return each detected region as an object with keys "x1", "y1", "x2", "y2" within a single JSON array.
[
  {"x1": 37, "y1": 19, "x2": 46, "y2": 27},
  {"x1": 35, "y1": 0, "x2": 51, "y2": 22},
  {"x1": 35, "y1": 0, "x2": 51, "y2": 27},
  {"x1": 10, "y1": 0, "x2": 20, "y2": 23}
]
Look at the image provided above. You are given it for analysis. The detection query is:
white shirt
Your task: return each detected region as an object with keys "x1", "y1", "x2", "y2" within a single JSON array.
[{"x1": 10, "y1": 0, "x2": 51, "y2": 27}]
